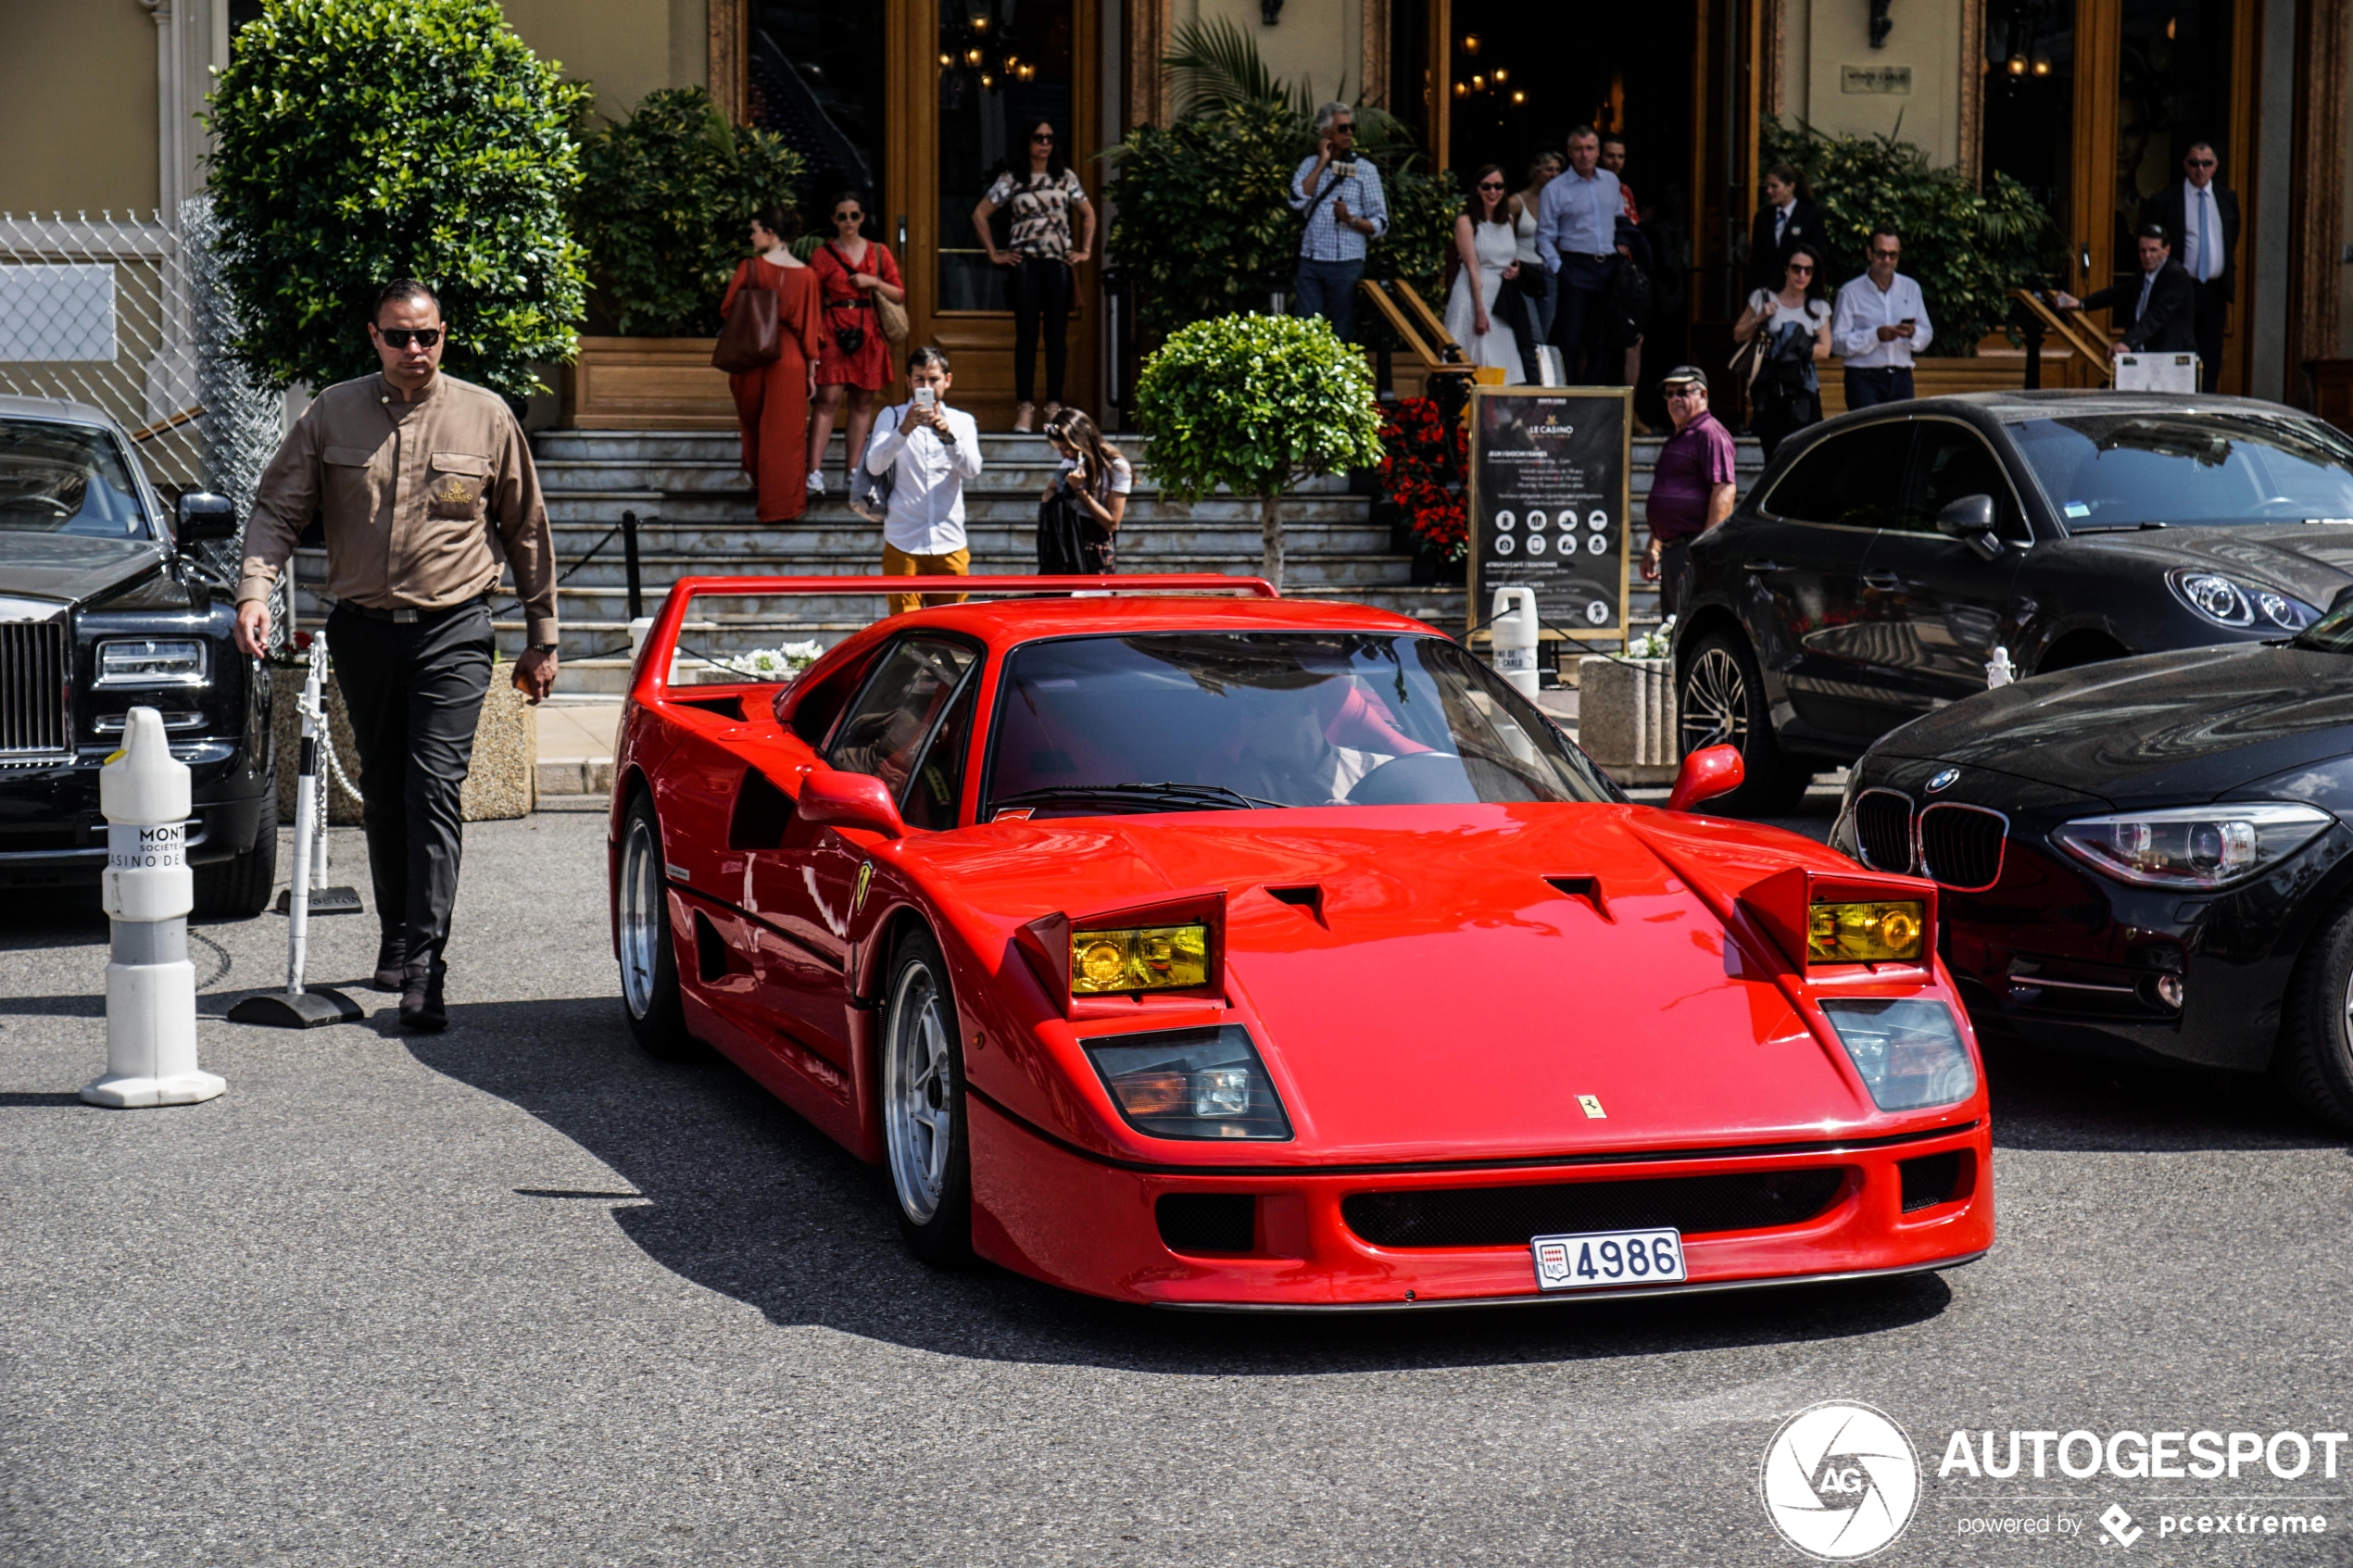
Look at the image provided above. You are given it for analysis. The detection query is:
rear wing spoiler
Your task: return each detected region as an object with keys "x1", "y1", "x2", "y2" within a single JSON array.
[{"x1": 629, "y1": 573, "x2": 1279, "y2": 705}]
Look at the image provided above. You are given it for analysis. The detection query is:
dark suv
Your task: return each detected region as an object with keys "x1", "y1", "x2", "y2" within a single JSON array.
[
  {"x1": 0, "y1": 396, "x2": 276, "y2": 914},
  {"x1": 1675, "y1": 391, "x2": 2353, "y2": 813}
]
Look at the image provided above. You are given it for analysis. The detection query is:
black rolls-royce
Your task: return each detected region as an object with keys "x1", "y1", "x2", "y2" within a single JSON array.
[
  {"x1": 0, "y1": 395, "x2": 276, "y2": 916},
  {"x1": 1675, "y1": 390, "x2": 2353, "y2": 815}
]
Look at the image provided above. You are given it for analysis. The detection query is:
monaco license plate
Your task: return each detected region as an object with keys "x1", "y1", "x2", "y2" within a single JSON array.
[{"x1": 1530, "y1": 1228, "x2": 1687, "y2": 1291}]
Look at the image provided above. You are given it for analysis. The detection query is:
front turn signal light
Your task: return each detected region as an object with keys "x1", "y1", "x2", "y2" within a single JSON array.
[
  {"x1": 1807, "y1": 900, "x2": 1926, "y2": 965},
  {"x1": 1070, "y1": 922, "x2": 1211, "y2": 994}
]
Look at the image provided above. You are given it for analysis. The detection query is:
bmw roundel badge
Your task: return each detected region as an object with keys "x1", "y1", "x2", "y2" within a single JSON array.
[{"x1": 1927, "y1": 768, "x2": 1961, "y2": 794}]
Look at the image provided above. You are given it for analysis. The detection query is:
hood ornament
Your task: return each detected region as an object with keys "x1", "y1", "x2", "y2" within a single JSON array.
[{"x1": 1927, "y1": 768, "x2": 1961, "y2": 794}]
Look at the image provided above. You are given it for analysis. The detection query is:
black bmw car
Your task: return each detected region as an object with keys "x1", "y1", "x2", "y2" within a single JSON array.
[
  {"x1": 1677, "y1": 390, "x2": 2353, "y2": 814},
  {"x1": 0, "y1": 395, "x2": 276, "y2": 916},
  {"x1": 1829, "y1": 622, "x2": 2353, "y2": 1131}
]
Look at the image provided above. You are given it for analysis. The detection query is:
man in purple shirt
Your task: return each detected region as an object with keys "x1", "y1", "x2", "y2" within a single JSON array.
[{"x1": 1641, "y1": 366, "x2": 1738, "y2": 618}]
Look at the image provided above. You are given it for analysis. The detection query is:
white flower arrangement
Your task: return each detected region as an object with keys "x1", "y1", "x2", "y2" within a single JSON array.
[
  {"x1": 1626, "y1": 615, "x2": 1676, "y2": 661},
  {"x1": 712, "y1": 641, "x2": 828, "y2": 682}
]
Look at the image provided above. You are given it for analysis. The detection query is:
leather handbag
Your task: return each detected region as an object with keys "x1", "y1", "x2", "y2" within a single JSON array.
[
  {"x1": 711, "y1": 273, "x2": 782, "y2": 374},
  {"x1": 875, "y1": 289, "x2": 910, "y2": 345},
  {"x1": 848, "y1": 405, "x2": 900, "y2": 524}
]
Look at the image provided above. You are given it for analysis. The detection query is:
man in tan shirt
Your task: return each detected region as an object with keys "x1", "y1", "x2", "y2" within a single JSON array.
[{"x1": 234, "y1": 279, "x2": 558, "y2": 1031}]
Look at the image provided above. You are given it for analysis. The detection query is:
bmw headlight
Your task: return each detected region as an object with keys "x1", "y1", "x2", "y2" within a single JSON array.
[
  {"x1": 1082, "y1": 1024, "x2": 1292, "y2": 1140},
  {"x1": 1818, "y1": 998, "x2": 1975, "y2": 1111},
  {"x1": 95, "y1": 637, "x2": 207, "y2": 686},
  {"x1": 2050, "y1": 802, "x2": 2334, "y2": 889},
  {"x1": 2166, "y1": 570, "x2": 2318, "y2": 632}
]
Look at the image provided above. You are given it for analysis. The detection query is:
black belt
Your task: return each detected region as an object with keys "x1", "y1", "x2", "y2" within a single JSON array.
[{"x1": 329, "y1": 594, "x2": 489, "y2": 625}]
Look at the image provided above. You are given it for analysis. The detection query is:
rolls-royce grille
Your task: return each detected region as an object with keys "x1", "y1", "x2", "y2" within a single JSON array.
[
  {"x1": 1340, "y1": 1169, "x2": 1847, "y2": 1249},
  {"x1": 1854, "y1": 789, "x2": 1918, "y2": 872},
  {"x1": 1919, "y1": 804, "x2": 2007, "y2": 891},
  {"x1": 1, "y1": 620, "x2": 71, "y2": 762}
]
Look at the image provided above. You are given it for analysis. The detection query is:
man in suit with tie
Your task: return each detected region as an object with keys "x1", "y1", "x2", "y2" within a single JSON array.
[
  {"x1": 2139, "y1": 142, "x2": 2239, "y2": 390},
  {"x1": 2056, "y1": 224, "x2": 2199, "y2": 356}
]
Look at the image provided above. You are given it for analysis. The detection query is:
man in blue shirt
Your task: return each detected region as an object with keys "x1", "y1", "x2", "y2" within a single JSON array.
[
  {"x1": 1537, "y1": 125, "x2": 1627, "y2": 383},
  {"x1": 1289, "y1": 102, "x2": 1388, "y2": 342}
]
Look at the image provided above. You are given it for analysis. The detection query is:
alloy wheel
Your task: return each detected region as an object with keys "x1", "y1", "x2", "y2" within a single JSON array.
[
  {"x1": 885, "y1": 957, "x2": 955, "y2": 1224},
  {"x1": 619, "y1": 815, "x2": 661, "y2": 1020},
  {"x1": 1681, "y1": 646, "x2": 1750, "y2": 754}
]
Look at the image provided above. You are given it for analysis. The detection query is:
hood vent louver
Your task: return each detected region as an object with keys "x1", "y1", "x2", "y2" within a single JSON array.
[
  {"x1": 1544, "y1": 875, "x2": 1612, "y2": 922},
  {"x1": 1264, "y1": 884, "x2": 1327, "y2": 925}
]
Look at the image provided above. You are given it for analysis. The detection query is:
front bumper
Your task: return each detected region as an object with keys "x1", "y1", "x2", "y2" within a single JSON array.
[
  {"x1": 0, "y1": 741, "x2": 271, "y2": 880},
  {"x1": 968, "y1": 1095, "x2": 1994, "y2": 1309}
]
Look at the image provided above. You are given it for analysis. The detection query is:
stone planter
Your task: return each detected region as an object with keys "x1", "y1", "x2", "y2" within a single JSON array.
[
  {"x1": 1577, "y1": 656, "x2": 1679, "y2": 785},
  {"x1": 564, "y1": 336, "x2": 735, "y2": 430},
  {"x1": 271, "y1": 658, "x2": 536, "y2": 825}
]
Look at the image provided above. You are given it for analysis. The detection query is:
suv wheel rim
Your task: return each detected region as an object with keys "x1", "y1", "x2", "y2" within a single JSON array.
[
  {"x1": 619, "y1": 816, "x2": 661, "y2": 1019},
  {"x1": 1682, "y1": 646, "x2": 1750, "y2": 755},
  {"x1": 885, "y1": 958, "x2": 953, "y2": 1224}
]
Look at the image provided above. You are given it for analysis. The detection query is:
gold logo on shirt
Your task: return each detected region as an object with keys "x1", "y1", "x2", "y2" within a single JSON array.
[{"x1": 428, "y1": 475, "x2": 481, "y2": 517}]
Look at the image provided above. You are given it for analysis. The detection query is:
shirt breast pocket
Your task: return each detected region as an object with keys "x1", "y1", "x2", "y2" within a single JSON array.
[
  {"x1": 427, "y1": 452, "x2": 492, "y2": 521},
  {"x1": 321, "y1": 444, "x2": 383, "y2": 520}
]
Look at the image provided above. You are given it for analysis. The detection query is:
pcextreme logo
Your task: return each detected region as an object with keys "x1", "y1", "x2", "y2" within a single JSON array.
[{"x1": 1760, "y1": 1400, "x2": 1922, "y2": 1560}]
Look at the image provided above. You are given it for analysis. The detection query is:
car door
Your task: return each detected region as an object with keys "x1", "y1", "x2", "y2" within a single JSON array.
[
  {"x1": 749, "y1": 634, "x2": 979, "y2": 1066},
  {"x1": 1736, "y1": 419, "x2": 1913, "y2": 746},
  {"x1": 1854, "y1": 416, "x2": 2032, "y2": 728}
]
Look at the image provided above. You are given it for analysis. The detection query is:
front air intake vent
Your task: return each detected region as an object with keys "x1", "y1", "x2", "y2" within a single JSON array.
[
  {"x1": 1156, "y1": 1193, "x2": 1257, "y2": 1254},
  {"x1": 1854, "y1": 789, "x2": 1917, "y2": 873},
  {"x1": 1919, "y1": 804, "x2": 2007, "y2": 891},
  {"x1": 1341, "y1": 1170, "x2": 1848, "y2": 1249},
  {"x1": 0, "y1": 619, "x2": 71, "y2": 764}
]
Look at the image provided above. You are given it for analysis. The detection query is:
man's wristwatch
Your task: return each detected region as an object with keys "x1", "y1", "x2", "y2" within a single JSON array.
[{"x1": 529, "y1": 641, "x2": 560, "y2": 657}]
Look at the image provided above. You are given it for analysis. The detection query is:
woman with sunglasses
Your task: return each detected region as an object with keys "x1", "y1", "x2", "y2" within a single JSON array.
[
  {"x1": 972, "y1": 120, "x2": 1093, "y2": 432},
  {"x1": 1441, "y1": 164, "x2": 1527, "y2": 383},
  {"x1": 721, "y1": 206, "x2": 825, "y2": 522},
  {"x1": 806, "y1": 192, "x2": 905, "y2": 497},
  {"x1": 1730, "y1": 240, "x2": 1831, "y2": 458}
]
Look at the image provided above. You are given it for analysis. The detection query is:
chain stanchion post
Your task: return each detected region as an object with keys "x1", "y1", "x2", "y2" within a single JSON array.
[{"x1": 623, "y1": 508, "x2": 643, "y2": 621}]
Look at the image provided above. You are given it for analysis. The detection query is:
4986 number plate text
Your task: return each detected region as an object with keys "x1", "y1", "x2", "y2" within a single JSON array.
[{"x1": 1530, "y1": 1227, "x2": 1686, "y2": 1291}]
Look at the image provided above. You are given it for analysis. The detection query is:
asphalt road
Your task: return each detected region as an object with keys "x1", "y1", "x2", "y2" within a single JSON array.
[{"x1": 5, "y1": 804, "x2": 2349, "y2": 1566}]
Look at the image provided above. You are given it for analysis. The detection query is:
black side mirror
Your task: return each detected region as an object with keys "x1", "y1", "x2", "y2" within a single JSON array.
[
  {"x1": 175, "y1": 491, "x2": 238, "y2": 544},
  {"x1": 1934, "y1": 494, "x2": 2003, "y2": 558}
]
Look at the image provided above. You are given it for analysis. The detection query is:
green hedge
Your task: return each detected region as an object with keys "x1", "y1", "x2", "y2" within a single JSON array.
[{"x1": 205, "y1": 0, "x2": 587, "y2": 397}]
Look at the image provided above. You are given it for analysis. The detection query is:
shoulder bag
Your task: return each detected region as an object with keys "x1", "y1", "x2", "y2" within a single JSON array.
[
  {"x1": 711, "y1": 267, "x2": 782, "y2": 374},
  {"x1": 849, "y1": 404, "x2": 901, "y2": 524}
]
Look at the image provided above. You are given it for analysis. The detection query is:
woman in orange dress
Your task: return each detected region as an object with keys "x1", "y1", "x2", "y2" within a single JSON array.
[{"x1": 721, "y1": 207, "x2": 825, "y2": 523}]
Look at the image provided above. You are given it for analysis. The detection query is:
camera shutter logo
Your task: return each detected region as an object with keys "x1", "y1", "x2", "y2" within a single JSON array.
[{"x1": 1758, "y1": 1401, "x2": 1919, "y2": 1560}]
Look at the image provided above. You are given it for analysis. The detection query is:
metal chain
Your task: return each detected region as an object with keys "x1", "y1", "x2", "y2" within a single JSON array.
[{"x1": 312, "y1": 705, "x2": 367, "y2": 806}]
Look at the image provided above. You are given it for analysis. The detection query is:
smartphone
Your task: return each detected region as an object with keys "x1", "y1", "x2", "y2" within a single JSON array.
[{"x1": 913, "y1": 387, "x2": 937, "y2": 408}]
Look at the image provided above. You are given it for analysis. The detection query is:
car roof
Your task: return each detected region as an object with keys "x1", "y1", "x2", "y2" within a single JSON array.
[
  {"x1": 0, "y1": 394, "x2": 124, "y2": 431},
  {"x1": 1933, "y1": 389, "x2": 2315, "y2": 425},
  {"x1": 871, "y1": 593, "x2": 1445, "y2": 648}
]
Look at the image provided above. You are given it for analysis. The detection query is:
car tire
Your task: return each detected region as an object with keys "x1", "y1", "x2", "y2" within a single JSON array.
[
  {"x1": 616, "y1": 792, "x2": 697, "y2": 1060},
  {"x1": 192, "y1": 819, "x2": 278, "y2": 921},
  {"x1": 882, "y1": 927, "x2": 975, "y2": 1266},
  {"x1": 2274, "y1": 893, "x2": 2353, "y2": 1132},
  {"x1": 1676, "y1": 631, "x2": 1812, "y2": 816}
]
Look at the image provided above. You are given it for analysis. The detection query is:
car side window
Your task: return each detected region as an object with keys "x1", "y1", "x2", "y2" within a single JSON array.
[
  {"x1": 1763, "y1": 422, "x2": 1913, "y2": 530},
  {"x1": 1906, "y1": 422, "x2": 2030, "y2": 542},
  {"x1": 826, "y1": 638, "x2": 978, "y2": 804},
  {"x1": 900, "y1": 668, "x2": 980, "y2": 831}
]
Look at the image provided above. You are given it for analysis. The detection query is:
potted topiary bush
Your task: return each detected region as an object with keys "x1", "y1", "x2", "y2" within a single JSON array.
[
  {"x1": 206, "y1": 0, "x2": 588, "y2": 401},
  {"x1": 567, "y1": 87, "x2": 807, "y2": 429},
  {"x1": 1132, "y1": 313, "x2": 1384, "y2": 590}
]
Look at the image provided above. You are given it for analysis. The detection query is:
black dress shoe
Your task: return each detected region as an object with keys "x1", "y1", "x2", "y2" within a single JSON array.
[
  {"x1": 374, "y1": 936, "x2": 409, "y2": 993},
  {"x1": 398, "y1": 963, "x2": 447, "y2": 1033}
]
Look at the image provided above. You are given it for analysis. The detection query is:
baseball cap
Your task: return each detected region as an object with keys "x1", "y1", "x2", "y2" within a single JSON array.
[{"x1": 1661, "y1": 365, "x2": 1708, "y2": 392}]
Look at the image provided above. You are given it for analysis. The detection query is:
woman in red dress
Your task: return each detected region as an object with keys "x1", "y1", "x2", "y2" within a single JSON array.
[
  {"x1": 805, "y1": 192, "x2": 905, "y2": 496},
  {"x1": 721, "y1": 207, "x2": 825, "y2": 523}
]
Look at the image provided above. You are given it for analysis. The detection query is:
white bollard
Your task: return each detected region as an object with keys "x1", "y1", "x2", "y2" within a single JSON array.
[
  {"x1": 1491, "y1": 586, "x2": 1541, "y2": 698},
  {"x1": 82, "y1": 708, "x2": 223, "y2": 1108},
  {"x1": 1986, "y1": 646, "x2": 2017, "y2": 689}
]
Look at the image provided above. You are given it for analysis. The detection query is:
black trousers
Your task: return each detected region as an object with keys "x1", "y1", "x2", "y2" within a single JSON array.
[
  {"x1": 1011, "y1": 256, "x2": 1071, "y2": 405},
  {"x1": 1551, "y1": 255, "x2": 1616, "y2": 383},
  {"x1": 1843, "y1": 366, "x2": 1916, "y2": 408},
  {"x1": 2192, "y1": 278, "x2": 2229, "y2": 391},
  {"x1": 328, "y1": 600, "x2": 494, "y2": 973}
]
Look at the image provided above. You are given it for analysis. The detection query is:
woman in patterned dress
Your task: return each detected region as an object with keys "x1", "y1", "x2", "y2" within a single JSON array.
[
  {"x1": 720, "y1": 207, "x2": 825, "y2": 523},
  {"x1": 805, "y1": 191, "x2": 905, "y2": 495},
  {"x1": 970, "y1": 120, "x2": 1094, "y2": 432}
]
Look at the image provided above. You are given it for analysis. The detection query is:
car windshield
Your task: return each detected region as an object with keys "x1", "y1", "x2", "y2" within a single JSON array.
[
  {"x1": 2010, "y1": 411, "x2": 2353, "y2": 532},
  {"x1": 0, "y1": 419, "x2": 151, "y2": 538},
  {"x1": 982, "y1": 631, "x2": 1621, "y2": 816}
]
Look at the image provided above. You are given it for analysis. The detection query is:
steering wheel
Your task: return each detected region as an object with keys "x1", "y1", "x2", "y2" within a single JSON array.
[{"x1": 1345, "y1": 751, "x2": 1471, "y2": 805}]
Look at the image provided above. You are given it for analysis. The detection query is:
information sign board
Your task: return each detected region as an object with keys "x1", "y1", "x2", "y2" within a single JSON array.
[{"x1": 1466, "y1": 386, "x2": 1631, "y2": 640}]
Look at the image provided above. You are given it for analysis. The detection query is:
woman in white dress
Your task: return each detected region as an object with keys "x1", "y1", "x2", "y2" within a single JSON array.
[{"x1": 1442, "y1": 164, "x2": 1526, "y2": 384}]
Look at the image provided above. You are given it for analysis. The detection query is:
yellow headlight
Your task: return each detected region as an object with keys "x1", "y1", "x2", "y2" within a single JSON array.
[
  {"x1": 1069, "y1": 922, "x2": 1211, "y2": 994},
  {"x1": 1806, "y1": 900, "x2": 1927, "y2": 964}
]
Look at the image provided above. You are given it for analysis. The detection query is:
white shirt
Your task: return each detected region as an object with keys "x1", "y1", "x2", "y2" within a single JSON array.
[
  {"x1": 1832, "y1": 271, "x2": 1932, "y2": 368},
  {"x1": 865, "y1": 402, "x2": 983, "y2": 555},
  {"x1": 2182, "y1": 179, "x2": 2224, "y2": 282},
  {"x1": 1772, "y1": 199, "x2": 1797, "y2": 244}
]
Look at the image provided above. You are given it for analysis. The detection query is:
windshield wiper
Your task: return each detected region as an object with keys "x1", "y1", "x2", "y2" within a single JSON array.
[
  {"x1": 2067, "y1": 521, "x2": 2171, "y2": 533},
  {"x1": 990, "y1": 782, "x2": 1290, "y2": 814}
]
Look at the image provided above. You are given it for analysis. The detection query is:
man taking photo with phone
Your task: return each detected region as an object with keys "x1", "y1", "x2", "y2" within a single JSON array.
[
  {"x1": 1831, "y1": 226, "x2": 1932, "y2": 408},
  {"x1": 866, "y1": 345, "x2": 983, "y2": 614},
  {"x1": 233, "y1": 279, "x2": 558, "y2": 1033}
]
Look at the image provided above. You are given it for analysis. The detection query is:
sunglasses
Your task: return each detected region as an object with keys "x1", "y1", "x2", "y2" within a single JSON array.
[
  {"x1": 376, "y1": 327, "x2": 441, "y2": 348},
  {"x1": 2188, "y1": 157, "x2": 2217, "y2": 168},
  {"x1": 1478, "y1": 181, "x2": 1505, "y2": 190},
  {"x1": 834, "y1": 210, "x2": 863, "y2": 221},
  {"x1": 1786, "y1": 262, "x2": 1815, "y2": 273},
  {"x1": 1031, "y1": 131, "x2": 1055, "y2": 143},
  {"x1": 1665, "y1": 385, "x2": 1704, "y2": 398}
]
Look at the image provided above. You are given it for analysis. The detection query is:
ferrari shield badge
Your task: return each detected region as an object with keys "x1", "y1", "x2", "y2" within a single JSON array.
[
  {"x1": 852, "y1": 861, "x2": 874, "y2": 915},
  {"x1": 1577, "y1": 1095, "x2": 1606, "y2": 1119}
]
